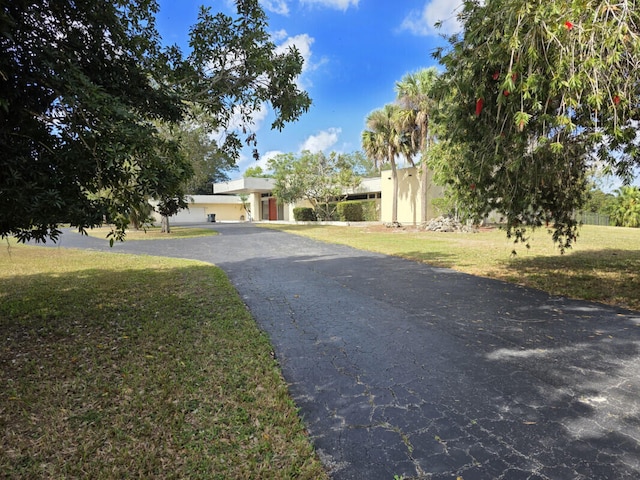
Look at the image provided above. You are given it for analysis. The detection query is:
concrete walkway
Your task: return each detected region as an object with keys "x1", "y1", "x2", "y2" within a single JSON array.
[{"x1": 49, "y1": 223, "x2": 640, "y2": 479}]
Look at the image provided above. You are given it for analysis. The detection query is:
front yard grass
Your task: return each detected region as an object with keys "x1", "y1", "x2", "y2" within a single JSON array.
[
  {"x1": 85, "y1": 225, "x2": 218, "y2": 241},
  {"x1": 260, "y1": 224, "x2": 640, "y2": 311},
  {"x1": 0, "y1": 243, "x2": 327, "y2": 479}
]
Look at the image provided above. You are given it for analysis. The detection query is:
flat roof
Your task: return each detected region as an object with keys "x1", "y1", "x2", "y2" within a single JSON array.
[
  {"x1": 214, "y1": 175, "x2": 383, "y2": 196},
  {"x1": 186, "y1": 195, "x2": 241, "y2": 204},
  {"x1": 213, "y1": 177, "x2": 275, "y2": 194},
  {"x1": 355, "y1": 177, "x2": 381, "y2": 193}
]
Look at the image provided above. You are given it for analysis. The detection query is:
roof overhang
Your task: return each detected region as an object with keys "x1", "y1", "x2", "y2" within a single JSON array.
[
  {"x1": 354, "y1": 177, "x2": 381, "y2": 194},
  {"x1": 214, "y1": 172, "x2": 386, "y2": 196},
  {"x1": 213, "y1": 177, "x2": 275, "y2": 194}
]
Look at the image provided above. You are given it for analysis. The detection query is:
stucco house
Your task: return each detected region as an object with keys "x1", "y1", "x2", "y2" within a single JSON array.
[{"x1": 153, "y1": 166, "x2": 444, "y2": 225}]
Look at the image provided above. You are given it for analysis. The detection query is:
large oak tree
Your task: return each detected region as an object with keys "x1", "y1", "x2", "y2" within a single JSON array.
[{"x1": 0, "y1": 0, "x2": 310, "y2": 242}]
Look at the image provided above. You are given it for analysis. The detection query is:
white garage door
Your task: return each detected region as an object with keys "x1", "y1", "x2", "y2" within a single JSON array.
[{"x1": 170, "y1": 207, "x2": 207, "y2": 224}]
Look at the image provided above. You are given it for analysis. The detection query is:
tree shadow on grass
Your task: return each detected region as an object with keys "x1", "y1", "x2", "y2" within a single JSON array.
[
  {"x1": 16, "y1": 227, "x2": 640, "y2": 478},
  {"x1": 500, "y1": 248, "x2": 640, "y2": 311},
  {"x1": 0, "y1": 262, "x2": 324, "y2": 479},
  {"x1": 382, "y1": 250, "x2": 458, "y2": 268}
]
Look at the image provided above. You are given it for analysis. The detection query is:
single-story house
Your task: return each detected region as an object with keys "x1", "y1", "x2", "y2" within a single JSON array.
[{"x1": 152, "y1": 166, "x2": 444, "y2": 225}]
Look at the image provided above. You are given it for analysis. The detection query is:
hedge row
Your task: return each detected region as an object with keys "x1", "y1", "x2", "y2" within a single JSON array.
[
  {"x1": 293, "y1": 200, "x2": 379, "y2": 222},
  {"x1": 293, "y1": 207, "x2": 316, "y2": 221}
]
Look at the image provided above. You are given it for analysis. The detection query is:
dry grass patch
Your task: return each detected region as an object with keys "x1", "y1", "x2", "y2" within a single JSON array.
[
  {"x1": 260, "y1": 224, "x2": 640, "y2": 311},
  {"x1": 84, "y1": 225, "x2": 218, "y2": 241},
  {"x1": 0, "y1": 243, "x2": 327, "y2": 479}
]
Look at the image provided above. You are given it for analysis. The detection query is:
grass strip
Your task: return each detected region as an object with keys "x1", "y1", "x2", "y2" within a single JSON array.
[
  {"x1": 84, "y1": 225, "x2": 218, "y2": 241},
  {"x1": 0, "y1": 243, "x2": 327, "y2": 479},
  {"x1": 260, "y1": 224, "x2": 640, "y2": 311}
]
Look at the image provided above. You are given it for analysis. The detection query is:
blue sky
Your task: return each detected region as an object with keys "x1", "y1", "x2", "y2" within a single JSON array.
[{"x1": 155, "y1": 0, "x2": 460, "y2": 178}]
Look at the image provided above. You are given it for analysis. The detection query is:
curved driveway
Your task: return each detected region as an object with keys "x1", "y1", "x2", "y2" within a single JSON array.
[{"x1": 52, "y1": 223, "x2": 640, "y2": 479}]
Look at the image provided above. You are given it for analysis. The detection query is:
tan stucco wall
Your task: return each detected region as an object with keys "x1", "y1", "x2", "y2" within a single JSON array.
[
  {"x1": 247, "y1": 193, "x2": 261, "y2": 221},
  {"x1": 152, "y1": 195, "x2": 250, "y2": 223},
  {"x1": 284, "y1": 203, "x2": 293, "y2": 221},
  {"x1": 380, "y1": 166, "x2": 444, "y2": 224},
  {"x1": 199, "y1": 203, "x2": 245, "y2": 221},
  {"x1": 424, "y1": 173, "x2": 444, "y2": 221},
  {"x1": 195, "y1": 169, "x2": 442, "y2": 224}
]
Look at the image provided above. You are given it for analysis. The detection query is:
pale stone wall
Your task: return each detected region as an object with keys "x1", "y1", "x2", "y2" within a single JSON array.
[
  {"x1": 201, "y1": 203, "x2": 245, "y2": 222},
  {"x1": 175, "y1": 169, "x2": 444, "y2": 225},
  {"x1": 152, "y1": 195, "x2": 245, "y2": 223},
  {"x1": 424, "y1": 173, "x2": 445, "y2": 221},
  {"x1": 380, "y1": 166, "x2": 444, "y2": 225},
  {"x1": 248, "y1": 193, "x2": 262, "y2": 221}
]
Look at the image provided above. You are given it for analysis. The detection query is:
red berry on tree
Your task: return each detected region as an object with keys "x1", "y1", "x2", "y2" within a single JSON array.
[
  {"x1": 475, "y1": 98, "x2": 484, "y2": 116},
  {"x1": 492, "y1": 71, "x2": 500, "y2": 81},
  {"x1": 564, "y1": 21, "x2": 574, "y2": 30},
  {"x1": 614, "y1": 95, "x2": 621, "y2": 105}
]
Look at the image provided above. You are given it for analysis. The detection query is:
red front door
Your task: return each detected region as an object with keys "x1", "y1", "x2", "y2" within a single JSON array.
[{"x1": 268, "y1": 197, "x2": 277, "y2": 220}]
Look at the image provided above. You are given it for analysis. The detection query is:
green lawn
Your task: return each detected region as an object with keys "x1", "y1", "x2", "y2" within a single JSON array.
[
  {"x1": 3, "y1": 223, "x2": 636, "y2": 478},
  {"x1": 260, "y1": 224, "x2": 640, "y2": 311},
  {"x1": 0, "y1": 243, "x2": 327, "y2": 479},
  {"x1": 85, "y1": 225, "x2": 218, "y2": 241}
]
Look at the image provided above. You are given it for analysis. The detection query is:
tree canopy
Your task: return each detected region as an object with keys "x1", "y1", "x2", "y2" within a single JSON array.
[
  {"x1": 395, "y1": 67, "x2": 440, "y2": 223},
  {"x1": 243, "y1": 165, "x2": 272, "y2": 178},
  {"x1": 362, "y1": 104, "x2": 414, "y2": 224},
  {"x1": 268, "y1": 151, "x2": 361, "y2": 220},
  {"x1": 158, "y1": 115, "x2": 237, "y2": 195},
  {"x1": 360, "y1": 68, "x2": 440, "y2": 226},
  {"x1": 0, "y1": 0, "x2": 310, "y2": 242},
  {"x1": 434, "y1": 0, "x2": 640, "y2": 249},
  {"x1": 611, "y1": 186, "x2": 640, "y2": 227}
]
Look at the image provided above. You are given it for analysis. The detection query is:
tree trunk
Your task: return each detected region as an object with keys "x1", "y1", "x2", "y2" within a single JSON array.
[{"x1": 161, "y1": 215, "x2": 171, "y2": 234}]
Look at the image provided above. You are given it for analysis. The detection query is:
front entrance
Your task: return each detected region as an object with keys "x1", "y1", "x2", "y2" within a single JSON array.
[{"x1": 268, "y1": 197, "x2": 278, "y2": 221}]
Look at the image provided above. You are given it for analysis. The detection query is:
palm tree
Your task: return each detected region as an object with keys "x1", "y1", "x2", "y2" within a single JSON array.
[
  {"x1": 395, "y1": 67, "x2": 439, "y2": 223},
  {"x1": 362, "y1": 104, "x2": 409, "y2": 224},
  {"x1": 611, "y1": 186, "x2": 640, "y2": 228}
]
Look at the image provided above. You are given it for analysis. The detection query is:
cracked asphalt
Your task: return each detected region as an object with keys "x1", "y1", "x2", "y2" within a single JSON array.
[{"x1": 47, "y1": 223, "x2": 640, "y2": 479}]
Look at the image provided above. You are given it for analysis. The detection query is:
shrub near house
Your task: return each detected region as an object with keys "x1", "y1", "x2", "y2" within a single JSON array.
[
  {"x1": 337, "y1": 201, "x2": 364, "y2": 221},
  {"x1": 293, "y1": 200, "x2": 378, "y2": 222},
  {"x1": 293, "y1": 207, "x2": 316, "y2": 221}
]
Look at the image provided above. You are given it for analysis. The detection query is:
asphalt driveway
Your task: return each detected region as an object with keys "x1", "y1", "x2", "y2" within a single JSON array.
[{"x1": 50, "y1": 223, "x2": 640, "y2": 479}]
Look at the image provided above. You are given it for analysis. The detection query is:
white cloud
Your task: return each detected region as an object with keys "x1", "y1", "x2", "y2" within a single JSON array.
[
  {"x1": 249, "y1": 103, "x2": 270, "y2": 130},
  {"x1": 260, "y1": 0, "x2": 290, "y2": 15},
  {"x1": 300, "y1": 128, "x2": 341, "y2": 153},
  {"x1": 272, "y1": 29, "x2": 289, "y2": 42},
  {"x1": 237, "y1": 150, "x2": 284, "y2": 177},
  {"x1": 209, "y1": 103, "x2": 270, "y2": 148},
  {"x1": 400, "y1": 0, "x2": 463, "y2": 37},
  {"x1": 275, "y1": 33, "x2": 315, "y2": 74},
  {"x1": 259, "y1": 150, "x2": 285, "y2": 170},
  {"x1": 274, "y1": 31, "x2": 327, "y2": 88},
  {"x1": 223, "y1": 103, "x2": 269, "y2": 133},
  {"x1": 300, "y1": 0, "x2": 358, "y2": 11}
]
